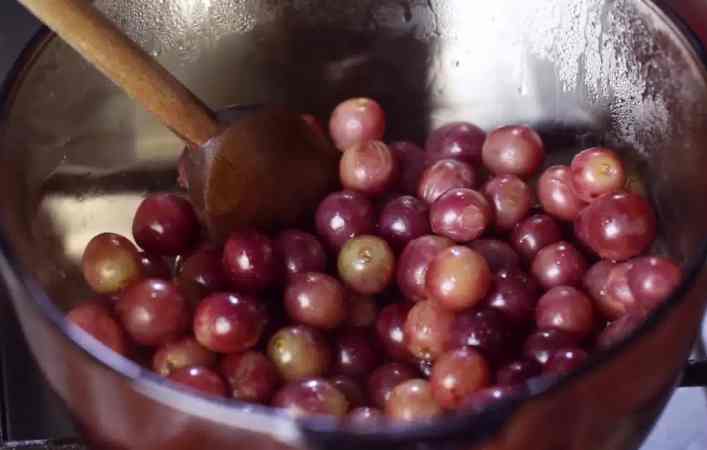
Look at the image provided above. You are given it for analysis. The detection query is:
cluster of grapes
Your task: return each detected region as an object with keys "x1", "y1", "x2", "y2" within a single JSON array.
[{"x1": 68, "y1": 97, "x2": 681, "y2": 424}]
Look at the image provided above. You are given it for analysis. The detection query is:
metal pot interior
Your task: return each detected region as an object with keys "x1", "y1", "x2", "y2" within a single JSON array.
[{"x1": 1, "y1": 0, "x2": 707, "y2": 431}]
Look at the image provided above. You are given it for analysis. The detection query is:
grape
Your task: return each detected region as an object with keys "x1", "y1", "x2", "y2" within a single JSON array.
[
  {"x1": 570, "y1": 147, "x2": 626, "y2": 202},
  {"x1": 496, "y1": 359, "x2": 542, "y2": 386},
  {"x1": 67, "y1": 301, "x2": 129, "y2": 356},
  {"x1": 450, "y1": 308, "x2": 515, "y2": 365},
  {"x1": 330, "y1": 375, "x2": 366, "y2": 408},
  {"x1": 536, "y1": 286, "x2": 595, "y2": 339},
  {"x1": 397, "y1": 235, "x2": 454, "y2": 303},
  {"x1": 223, "y1": 230, "x2": 280, "y2": 293},
  {"x1": 430, "y1": 348, "x2": 491, "y2": 410},
  {"x1": 426, "y1": 246, "x2": 491, "y2": 311},
  {"x1": 220, "y1": 351, "x2": 281, "y2": 403},
  {"x1": 168, "y1": 366, "x2": 227, "y2": 397},
  {"x1": 596, "y1": 313, "x2": 645, "y2": 350},
  {"x1": 276, "y1": 230, "x2": 327, "y2": 281},
  {"x1": 425, "y1": 122, "x2": 486, "y2": 166},
  {"x1": 347, "y1": 294, "x2": 378, "y2": 328},
  {"x1": 483, "y1": 175, "x2": 534, "y2": 230},
  {"x1": 510, "y1": 214, "x2": 564, "y2": 261},
  {"x1": 340, "y1": 140, "x2": 399, "y2": 195},
  {"x1": 481, "y1": 125, "x2": 544, "y2": 178},
  {"x1": 176, "y1": 247, "x2": 229, "y2": 305},
  {"x1": 378, "y1": 195, "x2": 430, "y2": 251},
  {"x1": 376, "y1": 303, "x2": 414, "y2": 361},
  {"x1": 385, "y1": 379, "x2": 441, "y2": 422},
  {"x1": 595, "y1": 261, "x2": 638, "y2": 319},
  {"x1": 404, "y1": 300, "x2": 454, "y2": 361},
  {"x1": 347, "y1": 407, "x2": 384, "y2": 425},
  {"x1": 430, "y1": 188, "x2": 492, "y2": 242},
  {"x1": 574, "y1": 191, "x2": 657, "y2": 261},
  {"x1": 82, "y1": 233, "x2": 142, "y2": 295},
  {"x1": 284, "y1": 272, "x2": 347, "y2": 330},
  {"x1": 333, "y1": 329, "x2": 381, "y2": 379},
  {"x1": 153, "y1": 336, "x2": 217, "y2": 376},
  {"x1": 544, "y1": 348, "x2": 589, "y2": 375},
  {"x1": 583, "y1": 260, "x2": 616, "y2": 314},
  {"x1": 531, "y1": 241, "x2": 588, "y2": 289},
  {"x1": 627, "y1": 256, "x2": 681, "y2": 311},
  {"x1": 117, "y1": 279, "x2": 191, "y2": 346},
  {"x1": 315, "y1": 191, "x2": 375, "y2": 250},
  {"x1": 484, "y1": 274, "x2": 539, "y2": 326},
  {"x1": 132, "y1": 194, "x2": 199, "y2": 257},
  {"x1": 467, "y1": 239, "x2": 521, "y2": 273},
  {"x1": 193, "y1": 292, "x2": 267, "y2": 353},
  {"x1": 523, "y1": 329, "x2": 580, "y2": 365},
  {"x1": 418, "y1": 159, "x2": 477, "y2": 205},
  {"x1": 389, "y1": 141, "x2": 426, "y2": 195},
  {"x1": 138, "y1": 252, "x2": 171, "y2": 279},
  {"x1": 267, "y1": 326, "x2": 332, "y2": 381},
  {"x1": 538, "y1": 165, "x2": 588, "y2": 221},
  {"x1": 368, "y1": 362, "x2": 419, "y2": 409},
  {"x1": 338, "y1": 235, "x2": 395, "y2": 295},
  {"x1": 273, "y1": 378, "x2": 349, "y2": 417},
  {"x1": 329, "y1": 97, "x2": 386, "y2": 151}
]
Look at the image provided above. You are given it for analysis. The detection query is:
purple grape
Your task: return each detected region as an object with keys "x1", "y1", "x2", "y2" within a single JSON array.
[
  {"x1": 481, "y1": 125, "x2": 544, "y2": 178},
  {"x1": 390, "y1": 141, "x2": 426, "y2": 195},
  {"x1": 483, "y1": 175, "x2": 534, "y2": 230},
  {"x1": 418, "y1": 159, "x2": 477, "y2": 205},
  {"x1": 223, "y1": 230, "x2": 280, "y2": 292},
  {"x1": 397, "y1": 235, "x2": 454, "y2": 303},
  {"x1": 425, "y1": 122, "x2": 486, "y2": 166},
  {"x1": 275, "y1": 229, "x2": 327, "y2": 281},
  {"x1": 132, "y1": 193, "x2": 199, "y2": 256},
  {"x1": 430, "y1": 188, "x2": 492, "y2": 242},
  {"x1": 315, "y1": 191, "x2": 375, "y2": 250},
  {"x1": 378, "y1": 195, "x2": 431, "y2": 251}
]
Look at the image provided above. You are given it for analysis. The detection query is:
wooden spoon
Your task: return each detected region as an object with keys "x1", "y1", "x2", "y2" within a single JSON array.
[{"x1": 18, "y1": 0, "x2": 338, "y2": 240}]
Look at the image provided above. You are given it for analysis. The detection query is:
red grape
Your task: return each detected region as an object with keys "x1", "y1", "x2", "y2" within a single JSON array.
[
  {"x1": 583, "y1": 260, "x2": 616, "y2": 313},
  {"x1": 132, "y1": 193, "x2": 199, "y2": 256},
  {"x1": 531, "y1": 241, "x2": 588, "y2": 289},
  {"x1": 544, "y1": 348, "x2": 589, "y2": 375},
  {"x1": 153, "y1": 336, "x2": 217, "y2": 376},
  {"x1": 538, "y1": 165, "x2": 588, "y2": 221},
  {"x1": 596, "y1": 261, "x2": 638, "y2": 319},
  {"x1": 481, "y1": 125, "x2": 544, "y2": 178},
  {"x1": 267, "y1": 326, "x2": 332, "y2": 381},
  {"x1": 385, "y1": 379, "x2": 441, "y2": 421},
  {"x1": 378, "y1": 195, "x2": 430, "y2": 251},
  {"x1": 220, "y1": 351, "x2": 281, "y2": 403},
  {"x1": 467, "y1": 239, "x2": 521, "y2": 273},
  {"x1": 347, "y1": 407, "x2": 384, "y2": 425},
  {"x1": 340, "y1": 140, "x2": 399, "y2": 195},
  {"x1": 193, "y1": 292, "x2": 267, "y2": 353},
  {"x1": 376, "y1": 303, "x2": 414, "y2": 362},
  {"x1": 510, "y1": 214, "x2": 563, "y2": 261},
  {"x1": 330, "y1": 375, "x2": 366, "y2": 408},
  {"x1": 425, "y1": 122, "x2": 486, "y2": 166},
  {"x1": 82, "y1": 233, "x2": 142, "y2": 294},
  {"x1": 176, "y1": 247, "x2": 229, "y2": 305},
  {"x1": 315, "y1": 191, "x2": 375, "y2": 250},
  {"x1": 368, "y1": 362, "x2": 419, "y2": 409},
  {"x1": 483, "y1": 175, "x2": 534, "y2": 230},
  {"x1": 67, "y1": 301, "x2": 129, "y2": 356},
  {"x1": 329, "y1": 97, "x2": 386, "y2": 151},
  {"x1": 418, "y1": 159, "x2": 477, "y2": 204},
  {"x1": 450, "y1": 308, "x2": 515, "y2": 364},
  {"x1": 404, "y1": 300, "x2": 454, "y2": 360},
  {"x1": 137, "y1": 252, "x2": 171, "y2": 279},
  {"x1": 430, "y1": 188, "x2": 492, "y2": 242},
  {"x1": 627, "y1": 256, "x2": 681, "y2": 311},
  {"x1": 338, "y1": 235, "x2": 395, "y2": 295},
  {"x1": 570, "y1": 147, "x2": 626, "y2": 202},
  {"x1": 284, "y1": 272, "x2": 347, "y2": 330},
  {"x1": 430, "y1": 348, "x2": 491, "y2": 410},
  {"x1": 426, "y1": 246, "x2": 491, "y2": 311},
  {"x1": 496, "y1": 358, "x2": 542, "y2": 386},
  {"x1": 168, "y1": 366, "x2": 227, "y2": 397},
  {"x1": 397, "y1": 235, "x2": 454, "y2": 303},
  {"x1": 523, "y1": 329, "x2": 580, "y2": 365},
  {"x1": 223, "y1": 230, "x2": 280, "y2": 293},
  {"x1": 390, "y1": 141, "x2": 426, "y2": 195},
  {"x1": 536, "y1": 286, "x2": 595, "y2": 339},
  {"x1": 273, "y1": 378, "x2": 349, "y2": 417},
  {"x1": 275, "y1": 230, "x2": 327, "y2": 281},
  {"x1": 484, "y1": 274, "x2": 539, "y2": 326},
  {"x1": 333, "y1": 329, "x2": 381, "y2": 379}
]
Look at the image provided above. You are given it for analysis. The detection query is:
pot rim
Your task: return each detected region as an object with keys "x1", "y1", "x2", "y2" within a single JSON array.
[{"x1": 0, "y1": 0, "x2": 706, "y2": 447}]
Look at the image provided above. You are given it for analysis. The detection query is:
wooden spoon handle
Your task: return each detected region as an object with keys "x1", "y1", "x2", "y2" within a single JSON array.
[{"x1": 18, "y1": 0, "x2": 220, "y2": 146}]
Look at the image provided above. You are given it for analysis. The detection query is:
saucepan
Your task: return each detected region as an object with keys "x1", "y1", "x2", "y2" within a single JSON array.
[{"x1": 1, "y1": 0, "x2": 707, "y2": 449}]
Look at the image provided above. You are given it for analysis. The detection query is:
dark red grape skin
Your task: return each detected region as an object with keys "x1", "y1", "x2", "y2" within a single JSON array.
[
  {"x1": 404, "y1": 300, "x2": 454, "y2": 361},
  {"x1": 376, "y1": 303, "x2": 414, "y2": 362},
  {"x1": 378, "y1": 195, "x2": 431, "y2": 251},
  {"x1": 67, "y1": 301, "x2": 129, "y2": 356},
  {"x1": 426, "y1": 246, "x2": 492, "y2": 311},
  {"x1": 544, "y1": 348, "x2": 589, "y2": 375},
  {"x1": 347, "y1": 407, "x2": 384, "y2": 426},
  {"x1": 596, "y1": 261, "x2": 638, "y2": 319},
  {"x1": 397, "y1": 235, "x2": 454, "y2": 303},
  {"x1": 536, "y1": 286, "x2": 595, "y2": 339},
  {"x1": 273, "y1": 378, "x2": 349, "y2": 418},
  {"x1": 337, "y1": 235, "x2": 395, "y2": 295},
  {"x1": 450, "y1": 308, "x2": 515, "y2": 365},
  {"x1": 220, "y1": 351, "x2": 281, "y2": 403},
  {"x1": 583, "y1": 260, "x2": 616, "y2": 314},
  {"x1": 385, "y1": 379, "x2": 442, "y2": 421},
  {"x1": 329, "y1": 97, "x2": 386, "y2": 151},
  {"x1": 330, "y1": 375, "x2": 366, "y2": 408},
  {"x1": 570, "y1": 147, "x2": 626, "y2": 202},
  {"x1": 367, "y1": 362, "x2": 419, "y2": 409},
  {"x1": 483, "y1": 175, "x2": 534, "y2": 230},
  {"x1": 132, "y1": 193, "x2": 199, "y2": 256},
  {"x1": 531, "y1": 241, "x2": 588, "y2": 289},
  {"x1": 138, "y1": 252, "x2": 172, "y2": 279},
  {"x1": 596, "y1": 313, "x2": 646, "y2": 350},
  {"x1": 468, "y1": 239, "x2": 521, "y2": 273},
  {"x1": 315, "y1": 191, "x2": 376, "y2": 251},
  {"x1": 430, "y1": 188, "x2": 492, "y2": 242},
  {"x1": 82, "y1": 233, "x2": 142, "y2": 295},
  {"x1": 116, "y1": 279, "x2": 191, "y2": 347},
  {"x1": 168, "y1": 366, "x2": 227, "y2": 397},
  {"x1": 496, "y1": 359, "x2": 543, "y2": 386},
  {"x1": 340, "y1": 140, "x2": 399, "y2": 196},
  {"x1": 193, "y1": 292, "x2": 267, "y2": 354},
  {"x1": 425, "y1": 122, "x2": 486, "y2": 166},
  {"x1": 153, "y1": 336, "x2": 217, "y2": 377},
  {"x1": 574, "y1": 191, "x2": 657, "y2": 261},
  {"x1": 463, "y1": 385, "x2": 527, "y2": 413},
  {"x1": 511, "y1": 214, "x2": 564, "y2": 261},
  {"x1": 481, "y1": 125, "x2": 544, "y2": 178},
  {"x1": 176, "y1": 247, "x2": 229, "y2": 305},
  {"x1": 275, "y1": 230, "x2": 327, "y2": 281},
  {"x1": 523, "y1": 329, "x2": 581, "y2": 365},
  {"x1": 390, "y1": 141, "x2": 426, "y2": 195},
  {"x1": 267, "y1": 326, "x2": 333, "y2": 381},
  {"x1": 484, "y1": 274, "x2": 539, "y2": 326},
  {"x1": 538, "y1": 165, "x2": 588, "y2": 222},
  {"x1": 222, "y1": 230, "x2": 280, "y2": 293},
  {"x1": 627, "y1": 256, "x2": 681, "y2": 311},
  {"x1": 418, "y1": 159, "x2": 477, "y2": 205},
  {"x1": 347, "y1": 294, "x2": 378, "y2": 328},
  {"x1": 284, "y1": 272, "x2": 347, "y2": 330},
  {"x1": 430, "y1": 347, "x2": 491, "y2": 410},
  {"x1": 333, "y1": 329, "x2": 381, "y2": 379}
]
